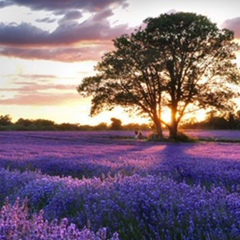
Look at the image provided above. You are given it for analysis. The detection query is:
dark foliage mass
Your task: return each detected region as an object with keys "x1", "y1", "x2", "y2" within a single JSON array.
[
  {"x1": 0, "y1": 114, "x2": 151, "y2": 131},
  {"x1": 182, "y1": 112, "x2": 240, "y2": 130}
]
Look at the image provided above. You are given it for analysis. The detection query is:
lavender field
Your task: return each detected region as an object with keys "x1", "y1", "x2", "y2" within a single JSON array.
[{"x1": 0, "y1": 130, "x2": 240, "y2": 239}]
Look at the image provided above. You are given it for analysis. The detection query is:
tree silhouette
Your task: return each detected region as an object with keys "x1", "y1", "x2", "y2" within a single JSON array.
[
  {"x1": 77, "y1": 12, "x2": 240, "y2": 139},
  {"x1": 0, "y1": 115, "x2": 12, "y2": 126},
  {"x1": 145, "y1": 12, "x2": 240, "y2": 138},
  {"x1": 110, "y1": 118, "x2": 122, "y2": 130}
]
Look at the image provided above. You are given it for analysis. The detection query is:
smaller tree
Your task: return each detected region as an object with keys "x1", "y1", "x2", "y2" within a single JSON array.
[
  {"x1": 33, "y1": 119, "x2": 56, "y2": 130},
  {"x1": 110, "y1": 118, "x2": 122, "y2": 130},
  {"x1": 16, "y1": 118, "x2": 33, "y2": 127},
  {"x1": 93, "y1": 122, "x2": 108, "y2": 131},
  {"x1": 0, "y1": 115, "x2": 12, "y2": 126}
]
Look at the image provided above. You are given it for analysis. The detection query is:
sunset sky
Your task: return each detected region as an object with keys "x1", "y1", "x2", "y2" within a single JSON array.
[{"x1": 0, "y1": 0, "x2": 240, "y2": 125}]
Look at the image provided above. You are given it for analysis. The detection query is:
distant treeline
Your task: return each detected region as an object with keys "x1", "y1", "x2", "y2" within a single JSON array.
[
  {"x1": 1, "y1": 113, "x2": 240, "y2": 131},
  {"x1": 0, "y1": 115, "x2": 151, "y2": 131},
  {"x1": 182, "y1": 112, "x2": 240, "y2": 130}
]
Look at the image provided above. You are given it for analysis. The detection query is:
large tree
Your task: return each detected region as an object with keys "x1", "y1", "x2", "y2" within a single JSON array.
[
  {"x1": 77, "y1": 12, "x2": 240, "y2": 139},
  {"x1": 77, "y1": 29, "x2": 166, "y2": 137},
  {"x1": 144, "y1": 12, "x2": 240, "y2": 138}
]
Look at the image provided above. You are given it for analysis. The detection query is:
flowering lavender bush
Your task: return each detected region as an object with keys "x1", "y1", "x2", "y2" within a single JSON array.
[
  {"x1": 0, "y1": 131, "x2": 240, "y2": 239},
  {"x1": 0, "y1": 168, "x2": 43, "y2": 206},
  {"x1": 1, "y1": 170, "x2": 240, "y2": 239},
  {"x1": 0, "y1": 197, "x2": 119, "y2": 240}
]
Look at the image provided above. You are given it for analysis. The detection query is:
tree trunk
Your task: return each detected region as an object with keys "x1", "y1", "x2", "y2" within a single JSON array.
[
  {"x1": 153, "y1": 115, "x2": 163, "y2": 139},
  {"x1": 169, "y1": 121, "x2": 178, "y2": 139},
  {"x1": 169, "y1": 107, "x2": 178, "y2": 140}
]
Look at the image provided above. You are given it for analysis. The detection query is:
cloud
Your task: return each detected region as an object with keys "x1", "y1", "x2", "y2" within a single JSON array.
[
  {"x1": 0, "y1": 0, "x2": 129, "y2": 13},
  {"x1": 36, "y1": 17, "x2": 56, "y2": 24},
  {"x1": 0, "y1": 16, "x2": 132, "y2": 45},
  {"x1": 0, "y1": 1, "x2": 12, "y2": 8},
  {"x1": 0, "y1": 0, "x2": 134, "y2": 62},
  {"x1": 0, "y1": 81, "x2": 79, "y2": 106},
  {"x1": 0, "y1": 22, "x2": 50, "y2": 45},
  {"x1": 17, "y1": 74, "x2": 57, "y2": 80},
  {"x1": 222, "y1": 17, "x2": 240, "y2": 38},
  {"x1": 0, "y1": 43, "x2": 114, "y2": 62},
  {"x1": 58, "y1": 10, "x2": 82, "y2": 24},
  {"x1": 0, "y1": 0, "x2": 132, "y2": 62},
  {"x1": 91, "y1": 8, "x2": 114, "y2": 22},
  {"x1": 0, "y1": 80, "x2": 77, "y2": 93},
  {"x1": 0, "y1": 92, "x2": 80, "y2": 106}
]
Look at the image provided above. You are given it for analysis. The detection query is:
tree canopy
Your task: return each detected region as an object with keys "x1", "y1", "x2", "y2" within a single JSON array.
[{"x1": 77, "y1": 12, "x2": 240, "y2": 139}]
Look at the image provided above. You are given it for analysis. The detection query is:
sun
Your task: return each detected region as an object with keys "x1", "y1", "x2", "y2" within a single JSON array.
[{"x1": 161, "y1": 107, "x2": 207, "y2": 126}]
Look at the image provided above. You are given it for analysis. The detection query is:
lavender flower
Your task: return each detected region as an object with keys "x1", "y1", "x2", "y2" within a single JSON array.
[
  {"x1": 0, "y1": 198, "x2": 119, "y2": 240},
  {"x1": 1, "y1": 131, "x2": 240, "y2": 239}
]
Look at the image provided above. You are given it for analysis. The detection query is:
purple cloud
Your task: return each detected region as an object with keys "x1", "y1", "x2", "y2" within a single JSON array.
[
  {"x1": 0, "y1": 0, "x2": 132, "y2": 62},
  {"x1": 58, "y1": 10, "x2": 83, "y2": 25},
  {"x1": 0, "y1": 14, "x2": 132, "y2": 45},
  {"x1": 0, "y1": 0, "x2": 129, "y2": 13},
  {"x1": 91, "y1": 8, "x2": 114, "y2": 22},
  {"x1": 0, "y1": 1, "x2": 12, "y2": 8},
  {"x1": 36, "y1": 17, "x2": 56, "y2": 24},
  {"x1": 63, "y1": 10, "x2": 83, "y2": 21},
  {"x1": 0, "y1": 23, "x2": 50, "y2": 45}
]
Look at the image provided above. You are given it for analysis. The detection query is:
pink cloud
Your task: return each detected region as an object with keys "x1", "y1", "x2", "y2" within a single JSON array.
[
  {"x1": 0, "y1": 81, "x2": 77, "y2": 92},
  {"x1": 19, "y1": 84, "x2": 76, "y2": 92},
  {"x1": 222, "y1": 17, "x2": 240, "y2": 38},
  {"x1": 0, "y1": 92, "x2": 81, "y2": 106},
  {"x1": 17, "y1": 74, "x2": 57, "y2": 80},
  {"x1": 0, "y1": 42, "x2": 115, "y2": 62},
  {"x1": 0, "y1": 72, "x2": 81, "y2": 106}
]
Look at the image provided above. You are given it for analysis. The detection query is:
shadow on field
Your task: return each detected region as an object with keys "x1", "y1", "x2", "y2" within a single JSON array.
[{"x1": 1, "y1": 131, "x2": 240, "y2": 184}]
